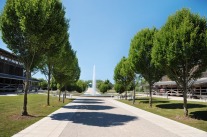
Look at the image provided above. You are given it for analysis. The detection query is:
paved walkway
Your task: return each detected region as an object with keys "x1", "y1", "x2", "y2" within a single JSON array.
[{"x1": 13, "y1": 97, "x2": 207, "y2": 137}]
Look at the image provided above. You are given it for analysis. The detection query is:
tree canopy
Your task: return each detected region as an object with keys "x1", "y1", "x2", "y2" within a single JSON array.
[
  {"x1": 114, "y1": 83, "x2": 125, "y2": 94},
  {"x1": 129, "y1": 28, "x2": 163, "y2": 107},
  {"x1": 114, "y1": 57, "x2": 135, "y2": 99},
  {"x1": 152, "y1": 8, "x2": 207, "y2": 116},
  {"x1": 75, "y1": 80, "x2": 87, "y2": 93},
  {"x1": 36, "y1": 0, "x2": 69, "y2": 106},
  {"x1": 53, "y1": 40, "x2": 80, "y2": 101},
  {"x1": 0, "y1": 0, "x2": 69, "y2": 115},
  {"x1": 98, "y1": 79, "x2": 113, "y2": 93}
]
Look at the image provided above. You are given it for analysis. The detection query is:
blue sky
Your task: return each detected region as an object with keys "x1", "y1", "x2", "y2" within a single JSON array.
[{"x1": 0, "y1": 0, "x2": 207, "y2": 83}]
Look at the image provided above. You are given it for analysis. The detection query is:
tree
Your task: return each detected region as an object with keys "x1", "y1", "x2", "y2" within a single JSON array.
[
  {"x1": 97, "y1": 79, "x2": 113, "y2": 93},
  {"x1": 38, "y1": 0, "x2": 68, "y2": 106},
  {"x1": 64, "y1": 56, "x2": 80, "y2": 98},
  {"x1": 53, "y1": 41, "x2": 80, "y2": 102},
  {"x1": 152, "y1": 8, "x2": 207, "y2": 116},
  {"x1": 76, "y1": 80, "x2": 87, "y2": 93},
  {"x1": 38, "y1": 78, "x2": 48, "y2": 90},
  {"x1": 136, "y1": 76, "x2": 147, "y2": 92},
  {"x1": 114, "y1": 57, "x2": 135, "y2": 99},
  {"x1": 114, "y1": 83, "x2": 125, "y2": 94},
  {"x1": 104, "y1": 79, "x2": 113, "y2": 91},
  {"x1": 0, "y1": 0, "x2": 56, "y2": 115},
  {"x1": 99, "y1": 83, "x2": 108, "y2": 93},
  {"x1": 129, "y1": 28, "x2": 164, "y2": 107},
  {"x1": 96, "y1": 80, "x2": 104, "y2": 89},
  {"x1": 50, "y1": 76, "x2": 57, "y2": 90}
]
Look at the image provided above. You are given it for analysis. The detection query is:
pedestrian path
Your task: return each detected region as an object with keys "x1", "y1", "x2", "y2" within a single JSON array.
[{"x1": 13, "y1": 97, "x2": 207, "y2": 137}]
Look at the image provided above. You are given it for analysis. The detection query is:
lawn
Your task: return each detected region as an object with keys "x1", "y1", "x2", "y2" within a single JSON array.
[
  {"x1": 119, "y1": 97, "x2": 207, "y2": 131},
  {"x1": 0, "y1": 94, "x2": 74, "y2": 137}
]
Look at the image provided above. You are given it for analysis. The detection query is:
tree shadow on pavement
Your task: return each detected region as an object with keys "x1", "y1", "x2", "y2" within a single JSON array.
[
  {"x1": 50, "y1": 112, "x2": 138, "y2": 127},
  {"x1": 73, "y1": 101, "x2": 103, "y2": 104},
  {"x1": 75, "y1": 99, "x2": 103, "y2": 101},
  {"x1": 72, "y1": 101, "x2": 104, "y2": 104},
  {"x1": 156, "y1": 103, "x2": 206, "y2": 109},
  {"x1": 190, "y1": 111, "x2": 207, "y2": 121},
  {"x1": 63, "y1": 105, "x2": 114, "y2": 110}
]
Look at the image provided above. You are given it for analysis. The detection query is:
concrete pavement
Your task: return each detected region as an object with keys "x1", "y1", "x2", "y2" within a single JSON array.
[{"x1": 13, "y1": 97, "x2": 207, "y2": 137}]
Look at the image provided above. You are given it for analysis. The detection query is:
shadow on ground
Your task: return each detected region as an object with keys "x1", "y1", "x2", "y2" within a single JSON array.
[
  {"x1": 75, "y1": 98, "x2": 103, "y2": 101},
  {"x1": 63, "y1": 105, "x2": 114, "y2": 110},
  {"x1": 139, "y1": 100, "x2": 169, "y2": 104},
  {"x1": 190, "y1": 111, "x2": 207, "y2": 121},
  {"x1": 50, "y1": 112, "x2": 138, "y2": 127},
  {"x1": 72, "y1": 101, "x2": 104, "y2": 104},
  {"x1": 156, "y1": 103, "x2": 206, "y2": 109}
]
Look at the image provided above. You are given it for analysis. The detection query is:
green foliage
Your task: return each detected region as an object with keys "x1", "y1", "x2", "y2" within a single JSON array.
[
  {"x1": 129, "y1": 28, "x2": 163, "y2": 84},
  {"x1": 53, "y1": 41, "x2": 80, "y2": 90},
  {"x1": 0, "y1": 0, "x2": 69, "y2": 114},
  {"x1": 99, "y1": 83, "x2": 108, "y2": 93},
  {"x1": 152, "y1": 8, "x2": 207, "y2": 85},
  {"x1": 129, "y1": 28, "x2": 163, "y2": 106},
  {"x1": 38, "y1": 78, "x2": 47, "y2": 90},
  {"x1": 1, "y1": 0, "x2": 49, "y2": 68},
  {"x1": 97, "y1": 79, "x2": 113, "y2": 93},
  {"x1": 114, "y1": 57, "x2": 135, "y2": 98},
  {"x1": 114, "y1": 83, "x2": 125, "y2": 94},
  {"x1": 104, "y1": 79, "x2": 113, "y2": 90},
  {"x1": 136, "y1": 76, "x2": 148, "y2": 92},
  {"x1": 151, "y1": 8, "x2": 207, "y2": 116},
  {"x1": 114, "y1": 57, "x2": 135, "y2": 88},
  {"x1": 37, "y1": 0, "x2": 69, "y2": 105},
  {"x1": 96, "y1": 80, "x2": 104, "y2": 89},
  {"x1": 75, "y1": 80, "x2": 87, "y2": 93},
  {"x1": 46, "y1": 0, "x2": 67, "y2": 104},
  {"x1": 50, "y1": 76, "x2": 57, "y2": 90}
]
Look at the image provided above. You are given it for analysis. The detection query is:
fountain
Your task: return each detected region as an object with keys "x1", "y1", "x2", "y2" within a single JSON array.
[{"x1": 84, "y1": 65, "x2": 100, "y2": 96}]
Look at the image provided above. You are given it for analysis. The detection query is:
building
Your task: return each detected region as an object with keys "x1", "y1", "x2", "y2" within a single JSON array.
[
  {"x1": 0, "y1": 48, "x2": 38, "y2": 92},
  {"x1": 154, "y1": 73, "x2": 207, "y2": 98}
]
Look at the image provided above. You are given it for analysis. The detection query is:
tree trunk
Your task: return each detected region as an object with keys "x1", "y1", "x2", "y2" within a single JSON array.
[
  {"x1": 63, "y1": 91, "x2": 65, "y2": 103},
  {"x1": 133, "y1": 84, "x2": 136, "y2": 104},
  {"x1": 125, "y1": 91, "x2": 127, "y2": 100},
  {"x1": 183, "y1": 84, "x2": 188, "y2": 116},
  {"x1": 22, "y1": 68, "x2": 30, "y2": 116},
  {"x1": 58, "y1": 86, "x2": 61, "y2": 102},
  {"x1": 64, "y1": 91, "x2": 66, "y2": 99},
  {"x1": 47, "y1": 68, "x2": 51, "y2": 106},
  {"x1": 149, "y1": 83, "x2": 152, "y2": 108},
  {"x1": 64, "y1": 86, "x2": 67, "y2": 98}
]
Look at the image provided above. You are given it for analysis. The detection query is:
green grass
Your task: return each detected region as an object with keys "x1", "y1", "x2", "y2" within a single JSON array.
[
  {"x1": 119, "y1": 97, "x2": 207, "y2": 131},
  {"x1": 0, "y1": 94, "x2": 74, "y2": 137}
]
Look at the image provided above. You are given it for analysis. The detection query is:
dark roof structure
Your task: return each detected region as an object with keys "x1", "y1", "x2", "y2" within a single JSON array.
[
  {"x1": 0, "y1": 73, "x2": 39, "y2": 82},
  {"x1": 154, "y1": 78, "x2": 207, "y2": 86},
  {"x1": 0, "y1": 48, "x2": 23, "y2": 67},
  {"x1": 0, "y1": 48, "x2": 39, "y2": 82}
]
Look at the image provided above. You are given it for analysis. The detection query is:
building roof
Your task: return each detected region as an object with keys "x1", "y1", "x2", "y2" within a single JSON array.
[
  {"x1": 0, "y1": 48, "x2": 23, "y2": 67},
  {"x1": 0, "y1": 73, "x2": 39, "y2": 82},
  {"x1": 154, "y1": 78, "x2": 207, "y2": 86},
  {"x1": 194, "y1": 78, "x2": 207, "y2": 85},
  {"x1": 0, "y1": 48, "x2": 17, "y2": 60},
  {"x1": 154, "y1": 81, "x2": 176, "y2": 86}
]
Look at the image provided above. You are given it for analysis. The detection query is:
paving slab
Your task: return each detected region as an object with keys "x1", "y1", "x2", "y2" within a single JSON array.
[{"x1": 13, "y1": 97, "x2": 207, "y2": 137}]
